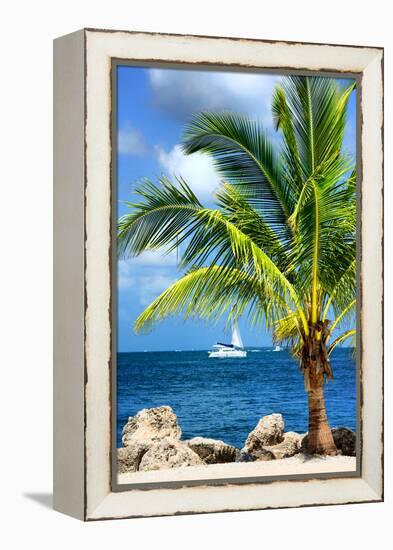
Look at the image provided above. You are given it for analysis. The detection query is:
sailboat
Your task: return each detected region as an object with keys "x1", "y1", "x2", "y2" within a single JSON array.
[
  {"x1": 273, "y1": 344, "x2": 282, "y2": 352},
  {"x1": 208, "y1": 325, "x2": 247, "y2": 358}
]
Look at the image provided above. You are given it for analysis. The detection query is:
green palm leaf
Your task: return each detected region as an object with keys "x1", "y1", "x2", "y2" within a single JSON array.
[
  {"x1": 182, "y1": 111, "x2": 293, "y2": 241},
  {"x1": 117, "y1": 176, "x2": 202, "y2": 258},
  {"x1": 279, "y1": 76, "x2": 355, "y2": 179},
  {"x1": 134, "y1": 266, "x2": 271, "y2": 333}
]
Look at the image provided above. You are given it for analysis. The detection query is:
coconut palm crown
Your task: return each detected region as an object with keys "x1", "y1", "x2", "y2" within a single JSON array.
[{"x1": 118, "y1": 76, "x2": 356, "y2": 455}]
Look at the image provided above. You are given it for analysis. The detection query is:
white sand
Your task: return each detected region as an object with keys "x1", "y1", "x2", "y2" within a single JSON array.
[{"x1": 118, "y1": 453, "x2": 357, "y2": 485}]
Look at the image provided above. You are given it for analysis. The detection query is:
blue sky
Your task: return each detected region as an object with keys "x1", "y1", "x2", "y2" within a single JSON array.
[{"x1": 117, "y1": 66, "x2": 356, "y2": 352}]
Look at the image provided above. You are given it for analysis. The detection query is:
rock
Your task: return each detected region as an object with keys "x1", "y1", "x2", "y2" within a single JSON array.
[
  {"x1": 285, "y1": 431, "x2": 303, "y2": 448},
  {"x1": 117, "y1": 442, "x2": 150, "y2": 473},
  {"x1": 265, "y1": 432, "x2": 302, "y2": 459},
  {"x1": 187, "y1": 437, "x2": 238, "y2": 464},
  {"x1": 244, "y1": 413, "x2": 284, "y2": 455},
  {"x1": 332, "y1": 428, "x2": 356, "y2": 456},
  {"x1": 236, "y1": 450, "x2": 256, "y2": 462},
  {"x1": 301, "y1": 428, "x2": 356, "y2": 456},
  {"x1": 138, "y1": 438, "x2": 204, "y2": 471},
  {"x1": 122, "y1": 406, "x2": 181, "y2": 447},
  {"x1": 252, "y1": 448, "x2": 275, "y2": 461}
]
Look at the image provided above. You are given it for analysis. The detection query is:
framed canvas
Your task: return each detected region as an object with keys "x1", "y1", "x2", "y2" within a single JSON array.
[{"x1": 53, "y1": 28, "x2": 384, "y2": 521}]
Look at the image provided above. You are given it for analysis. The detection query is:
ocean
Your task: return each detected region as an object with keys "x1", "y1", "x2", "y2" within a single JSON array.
[{"x1": 116, "y1": 348, "x2": 357, "y2": 449}]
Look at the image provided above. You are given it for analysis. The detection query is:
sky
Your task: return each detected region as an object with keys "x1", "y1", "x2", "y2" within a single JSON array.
[{"x1": 116, "y1": 65, "x2": 357, "y2": 352}]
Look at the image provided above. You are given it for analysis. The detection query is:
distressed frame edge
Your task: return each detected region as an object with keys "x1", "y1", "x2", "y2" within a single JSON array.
[
  {"x1": 78, "y1": 29, "x2": 383, "y2": 521},
  {"x1": 53, "y1": 29, "x2": 86, "y2": 520},
  {"x1": 83, "y1": 26, "x2": 384, "y2": 52},
  {"x1": 358, "y1": 49, "x2": 384, "y2": 500}
]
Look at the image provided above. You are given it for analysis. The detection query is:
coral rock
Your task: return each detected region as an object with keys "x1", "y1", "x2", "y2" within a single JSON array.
[{"x1": 122, "y1": 406, "x2": 181, "y2": 447}]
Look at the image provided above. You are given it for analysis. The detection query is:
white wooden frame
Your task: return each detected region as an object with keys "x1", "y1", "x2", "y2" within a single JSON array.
[{"x1": 53, "y1": 28, "x2": 383, "y2": 521}]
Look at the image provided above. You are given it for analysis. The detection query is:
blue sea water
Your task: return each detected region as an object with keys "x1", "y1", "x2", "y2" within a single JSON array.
[{"x1": 116, "y1": 348, "x2": 356, "y2": 449}]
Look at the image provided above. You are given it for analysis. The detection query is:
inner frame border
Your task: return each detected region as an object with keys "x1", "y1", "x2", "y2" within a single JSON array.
[{"x1": 109, "y1": 58, "x2": 363, "y2": 493}]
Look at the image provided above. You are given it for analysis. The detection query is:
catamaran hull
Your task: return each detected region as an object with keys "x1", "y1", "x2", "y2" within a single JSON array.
[
  {"x1": 208, "y1": 324, "x2": 246, "y2": 358},
  {"x1": 208, "y1": 349, "x2": 247, "y2": 358}
]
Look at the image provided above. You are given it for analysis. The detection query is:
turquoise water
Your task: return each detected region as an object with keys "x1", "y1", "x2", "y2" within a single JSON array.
[{"x1": 116, "y1": 348, "x2": 356, "y2": 449}]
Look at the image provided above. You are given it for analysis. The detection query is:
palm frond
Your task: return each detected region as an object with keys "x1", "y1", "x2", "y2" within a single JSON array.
[
  {"x1": 181, "y1": 111, "x2": 293, "y2": 241},
  {"x1": 274, "y1": 311, "x2": 301, "y2": 340},
  {"x1": 279, "y1": 76, "x2": 355, "y2": 180},
  {"x1": 289, "y1": 158, "x2": 356, "y2": 308},
  {"x1": 118, "y1": 176, "x2": 309, "y2": 334},
  {"x1": 117, "y1": 176, "x2": 202, "y2": 258},
  {"x1": 182, "y1": 208, "x2": 308, "y2": 331},
  {"x1": 326, "y1": 299, "x2": 356, "y2": 343},
  {"x1": 322, "y1": 258, "x2": 357, "y2": 320},
  {"x1": 328, "y1": 329, "x2": 356, "y2": 355},
  {"x1": 215, "y1": 183, "x2": 292, "y2": 272},
  {"x1": 134, "y1": 265, "x2": 275, "y2": 333},
  {"x1": 272, "y1": 85, "x2": 303, "y2": 192}
]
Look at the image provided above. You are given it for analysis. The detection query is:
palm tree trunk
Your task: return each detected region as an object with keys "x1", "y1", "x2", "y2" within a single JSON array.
[{"x1": 306, "y1": 359, "x2": 337, "y2": 455}]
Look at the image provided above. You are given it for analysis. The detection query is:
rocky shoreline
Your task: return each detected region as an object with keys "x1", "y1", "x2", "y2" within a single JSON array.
[{"x1": 118, "y1": 406, "x2": 356, "y2": 474}]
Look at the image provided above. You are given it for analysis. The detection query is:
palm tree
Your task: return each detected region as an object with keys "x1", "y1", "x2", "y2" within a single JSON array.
[{"x1": 118, "y1": 75, "x2": 356, "y2": 455}]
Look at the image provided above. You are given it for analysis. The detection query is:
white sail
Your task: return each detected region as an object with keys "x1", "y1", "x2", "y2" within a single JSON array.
[
  {"x1": 231, "y1": 325, "x2": 243, "y2": 349},
  {"x1": 208, "y1": 321, "x2": 247, "y2": 358}
]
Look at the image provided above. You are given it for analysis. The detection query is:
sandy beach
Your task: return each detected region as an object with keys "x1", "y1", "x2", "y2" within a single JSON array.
[{"x1": 118, "y1": 453, "x2": 357, "y2": 485}]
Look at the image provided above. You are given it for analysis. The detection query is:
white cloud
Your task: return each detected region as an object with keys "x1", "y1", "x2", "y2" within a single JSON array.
[
  {"x1": 118, "y1": 123, "x2": 148, "y2": 156},
  {"x1": 138, "y1": 272, "x2": 176, "y2": 306},
  {"x1": 148, "y1": 68, "x2": 279, "y2": 127},
  {"x1": 118, "y1": 260, "x2": 136, "y2": 290},
  {"x1": 118, "y1": 257, "x2": 178, "y2": 306},
  {"x1": 156, "y1": 144, "x2": 221, "y2": 200},
  {"x1": 130, "y1": 250, "x2": 177, "y2": 267}
]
